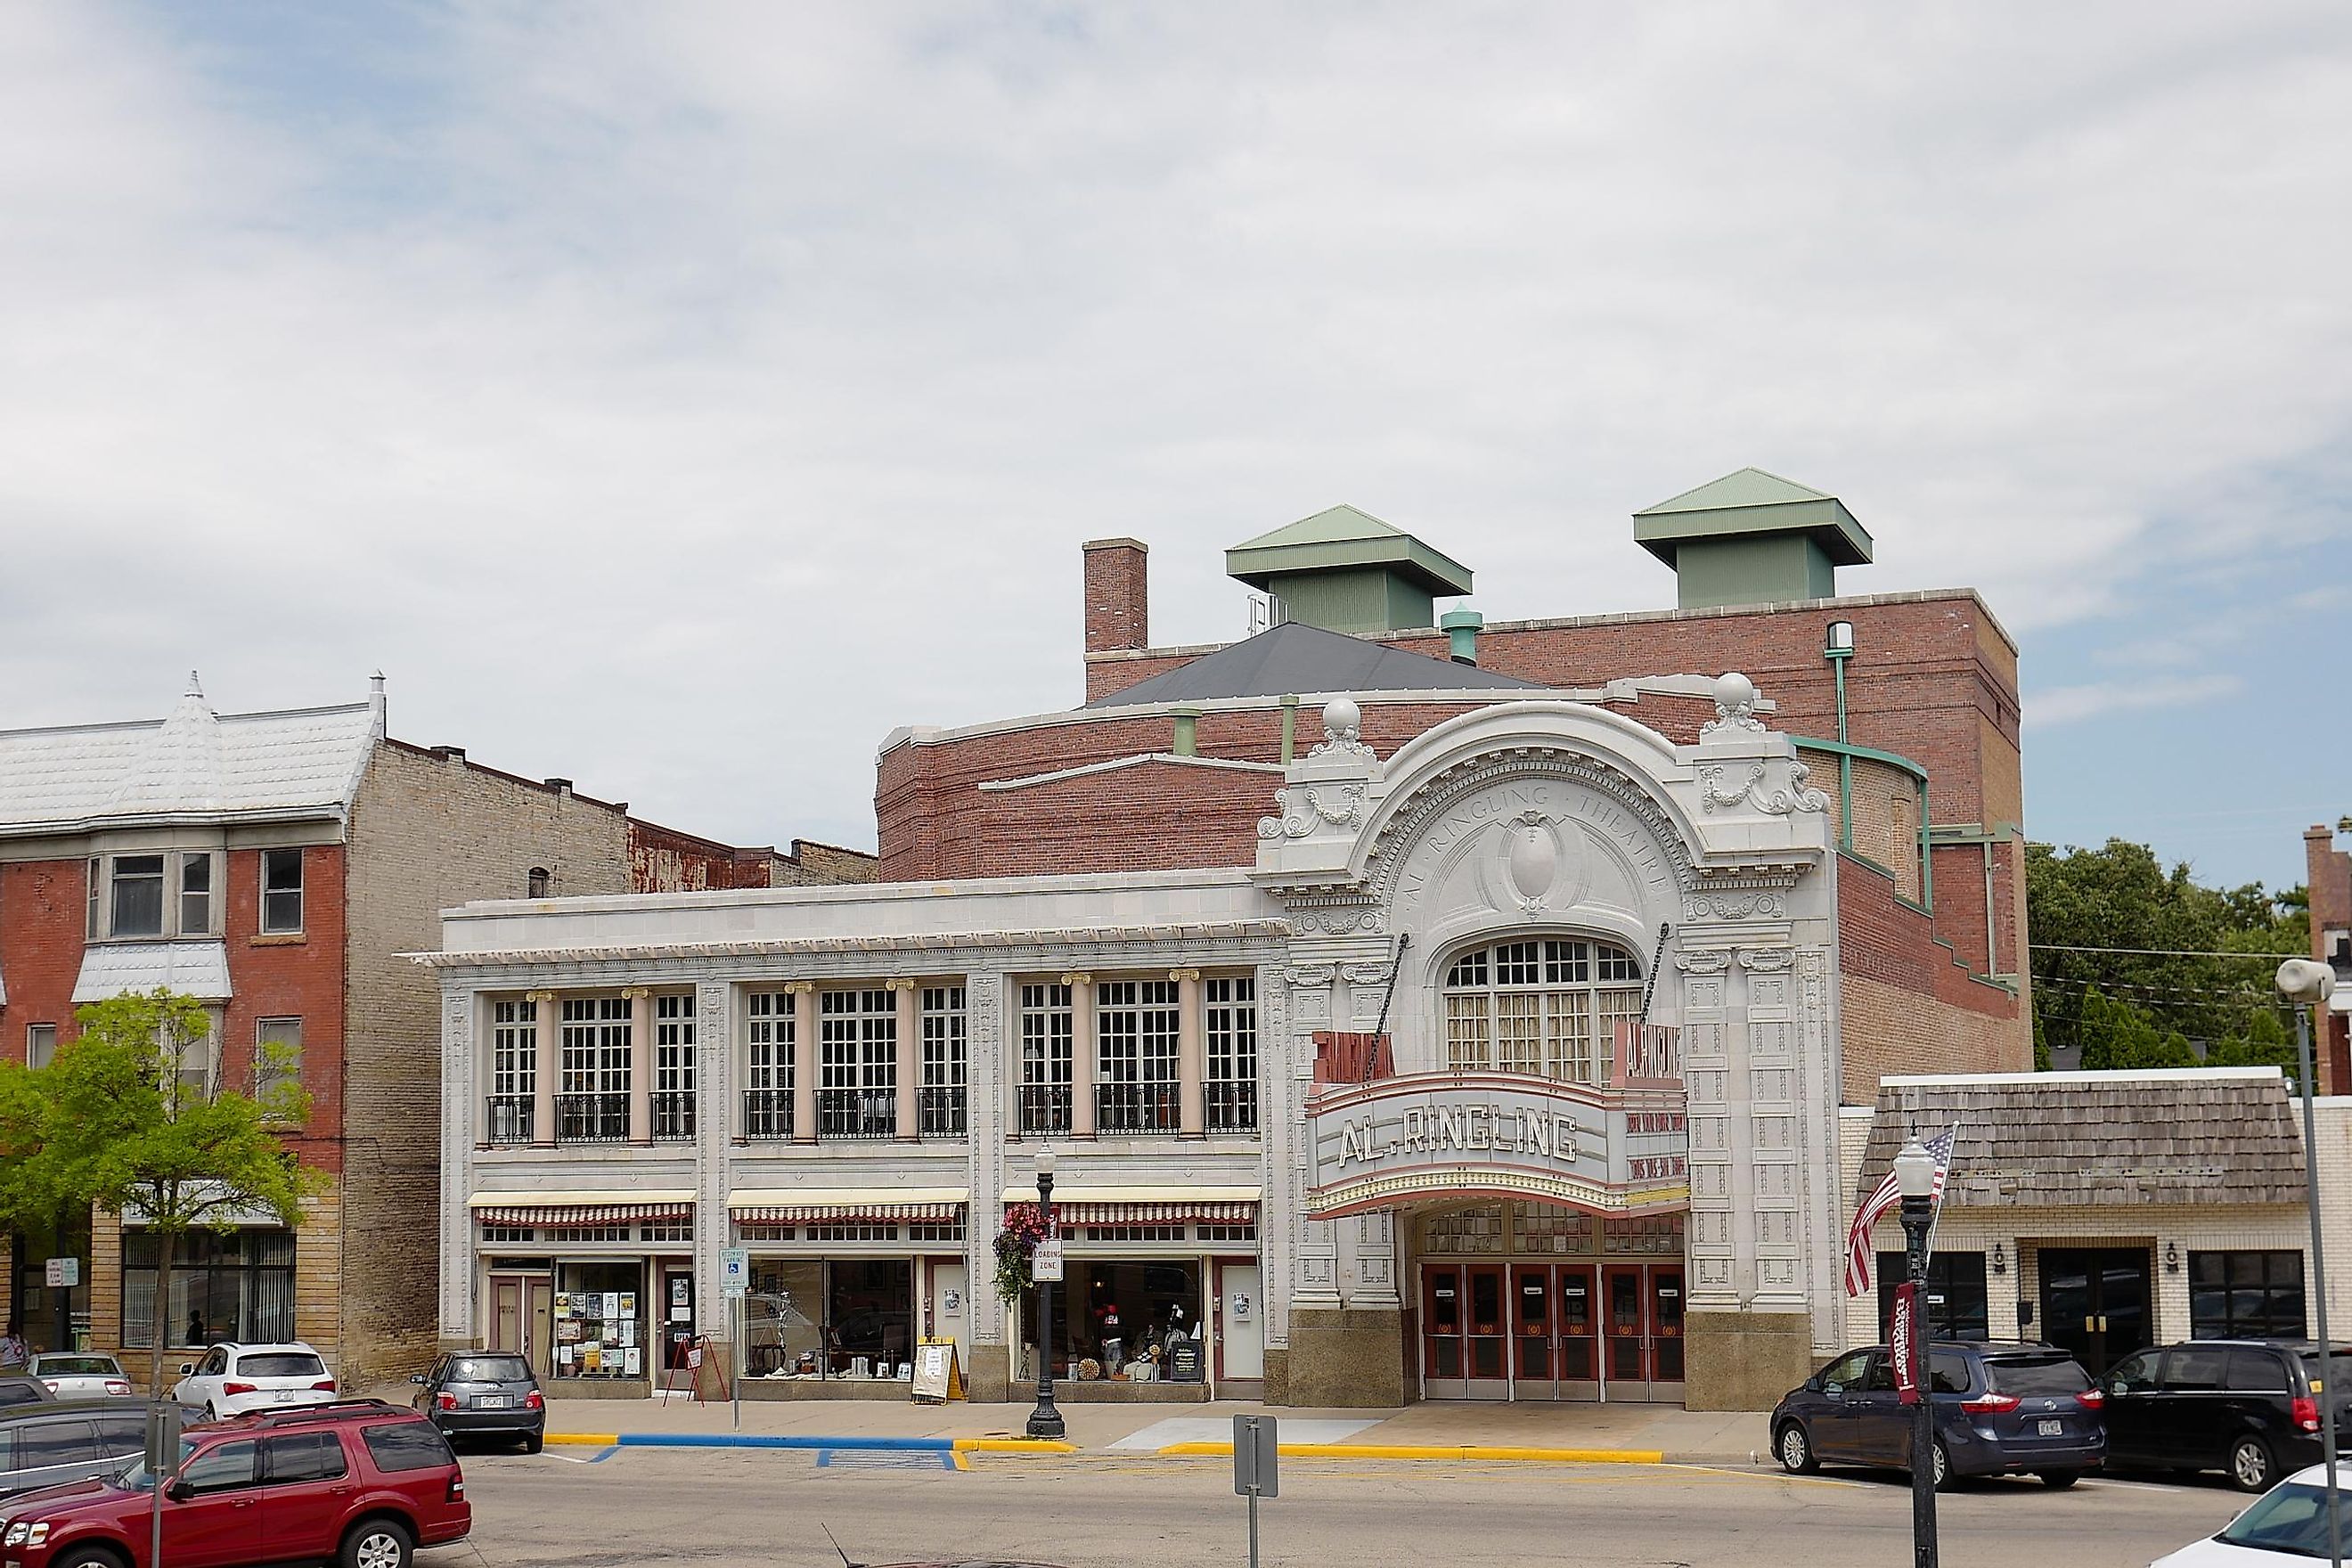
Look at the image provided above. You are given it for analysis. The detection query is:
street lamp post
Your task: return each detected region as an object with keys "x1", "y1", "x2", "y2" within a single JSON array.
[
  {"x1": 1895, "y1": 1136, "x2": 1940, "y2": 1568},
  {"x1": 2280, "y1": 958, "x2": 2341, "y2": 1568},
  {"x1": 1025, "y1": 1152, "x2": 1064, "y2": 1441}
]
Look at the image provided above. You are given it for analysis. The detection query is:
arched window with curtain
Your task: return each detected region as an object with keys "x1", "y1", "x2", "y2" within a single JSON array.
[{"x1": 1442, "y1": 937, "x2": 1643, "y2": 1083}]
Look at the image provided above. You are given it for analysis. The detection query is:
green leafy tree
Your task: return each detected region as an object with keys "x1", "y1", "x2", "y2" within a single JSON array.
[
  {"x1": 0, "y1": 989, "x2": 318, "y2": 1397},
  {"x1": 2030, "y1": 838, "x2": 2307, "y2": 1069}
]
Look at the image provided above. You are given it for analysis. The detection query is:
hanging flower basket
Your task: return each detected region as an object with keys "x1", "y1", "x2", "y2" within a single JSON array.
[{"x1": 993, "y1": 1201, "x2": 1054, "y2": 1303}]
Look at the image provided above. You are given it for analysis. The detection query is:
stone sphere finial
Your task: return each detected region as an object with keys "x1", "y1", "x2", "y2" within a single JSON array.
[
  {"x1": 1322, "y1": 695, "x2": 1360, "y2": 739},
  {"x1": 1713, "y1": 671, "x2": 1756, "y2": 714}
]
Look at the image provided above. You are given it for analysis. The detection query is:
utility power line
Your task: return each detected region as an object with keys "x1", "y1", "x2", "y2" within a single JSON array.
[{"x1": 2030, "y1": 943, "x2": 2303, "y2": 961}]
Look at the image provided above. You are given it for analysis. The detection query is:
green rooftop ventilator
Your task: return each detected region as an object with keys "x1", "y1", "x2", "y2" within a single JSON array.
[
  {"x1": 1634, "y1": 468, "x2": 1873, "y2": 609},
  {"x1": 1225, "y1": 504, "x2": 1473, "y2": 635}
]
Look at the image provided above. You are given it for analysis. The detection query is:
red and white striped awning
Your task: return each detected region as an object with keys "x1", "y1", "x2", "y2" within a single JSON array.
[
  {"x1": 735, "y1": 1201, "x2": 962, "y2": 1224},
  {"x1": 470, "y1": 1191, "x2": 692, "y2": 1226},
  {"x1": 1058, "y1": 1200, "x2": 1256, "y2": 1225},
  {"x1": 728, "y1": 1187, "x2": 968, "y2": 1226}
]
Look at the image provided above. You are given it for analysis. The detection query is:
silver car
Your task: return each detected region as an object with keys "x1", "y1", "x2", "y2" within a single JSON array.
[
  {"x1": 25, "y1": 1355, "x2": 131, "y2": 1401},
  {"x1": 0, "y1": 1399, "x2": 199, "y2": 1499}
]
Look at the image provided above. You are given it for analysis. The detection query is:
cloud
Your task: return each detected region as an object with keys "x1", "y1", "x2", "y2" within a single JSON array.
[
  {"x1": 1, "y1": 3, "x2": 2349, "y2": 857},
  {"x1": 2026, "y1": 674, "x2": 2242, "y2": 728}
]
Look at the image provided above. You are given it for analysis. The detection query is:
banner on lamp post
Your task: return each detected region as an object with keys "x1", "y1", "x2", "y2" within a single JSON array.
[{"x1": 1891, "y1": 1282, "x2": 1920, "y2": 1406}]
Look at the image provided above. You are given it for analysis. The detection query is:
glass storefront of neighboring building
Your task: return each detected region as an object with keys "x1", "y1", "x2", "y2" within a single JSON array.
[{"x1": 124, "y1": 1229, "x2": 296, "y2": 1348}]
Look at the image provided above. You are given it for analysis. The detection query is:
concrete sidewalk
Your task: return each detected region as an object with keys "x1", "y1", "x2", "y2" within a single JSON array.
[{"x1": 536, "y1": 1392, "x2": 1771, "y2": 1465}]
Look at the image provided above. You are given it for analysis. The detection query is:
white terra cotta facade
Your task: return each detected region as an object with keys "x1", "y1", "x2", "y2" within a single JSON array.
[{"x1": 428, "y1": 679, "x2": 1848, "y2": 1409}]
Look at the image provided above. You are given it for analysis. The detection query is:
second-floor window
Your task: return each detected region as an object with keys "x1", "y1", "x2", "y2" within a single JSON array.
[
  {"x1": 653, "y1": 993, "x2": 696, "y2": 1139},
  {"x1": 488, "y1": 999, "x2": 536, "y2": 1145},
  {"x1": 261, "y1": 849, "x2": 304, "y2": 935},
  {"x1": 920, "y1": 985, "x2": 967, "y2": 1138},
  {"x1": 26, "y1": 1024, "x2": 57, "y2": 1071},
  {"x1": 1018, "y1": 983, "x2": 1073, "y2": 1134},
  {"x1": 255, "y1": 1017, "x2": 302, "y2": 1115},
  {"x1": 86, "y1": 851, "x2": 220, "y2": 941},
  {"x1": 559, "y1": 997, "x2": 630, "y2": 1141},
  {"x1": 1443, "y1": 938, "x2": 1643, "y2": 1082},
  {"x1": 1205, "y1": 976, "x2": 1259, "y2": 1132},
  {"x1": 818, "y1": 988, "x2": 894, "y2": 1138},
  {"x1": 1097, "y1": 978, "x2": 1180, "y2": 1134},
  {"x1": 744, "y1": 991, "x2": 794, "y2": 1139}
]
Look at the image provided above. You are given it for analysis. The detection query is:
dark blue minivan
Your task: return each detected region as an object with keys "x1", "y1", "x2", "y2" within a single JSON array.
[{"x1": 1772, "y1": 1341, "x2": 2105, "y2": 1487}]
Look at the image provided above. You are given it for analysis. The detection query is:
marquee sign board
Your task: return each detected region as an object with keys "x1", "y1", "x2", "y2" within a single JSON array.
[{"x1": 1305, "y1": 1071, "x2": 1688, "y2": 1218}]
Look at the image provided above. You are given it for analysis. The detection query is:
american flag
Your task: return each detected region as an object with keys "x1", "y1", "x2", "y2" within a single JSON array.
[{"x1": 1844, "y1": 1124, "x2": 1959, "y2": 1297}]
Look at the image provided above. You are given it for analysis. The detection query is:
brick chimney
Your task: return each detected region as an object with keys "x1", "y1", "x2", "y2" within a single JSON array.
[{"x1": 1083, "y1": 538, "x2": 1149, "y2": 655}]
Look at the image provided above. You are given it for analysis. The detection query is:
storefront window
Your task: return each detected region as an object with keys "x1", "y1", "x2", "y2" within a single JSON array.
[
  {"x1": 124, "y1": 1229, "x2": 295, "y2": 1348},
  {"x1": 2191, "y1": 1250, "x2": 2307, "y2": 1340},
  {"x1": 1051, "y1": 1260, "x2": 1202, "y2": 1380},
  {"x1": 742, "y1": 1259, "x2": 912, "y2": 1379},
  {"x1": 10, "y1": 1219, "x2": 93, "y2": 1353},
  {"x1": 553, "y1": 1263, "x2": 644, "y2": 1379}
]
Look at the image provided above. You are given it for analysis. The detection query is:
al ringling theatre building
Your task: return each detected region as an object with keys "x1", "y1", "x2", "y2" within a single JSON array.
[{"x1": 429, "y1": 473, "x2": 2033, "y2": 1409}]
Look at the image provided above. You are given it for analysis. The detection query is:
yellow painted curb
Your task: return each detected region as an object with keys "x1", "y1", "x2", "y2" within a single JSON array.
[
  {"x1": 1154, "y1": 1441, "x2": 1663, "y2": 1464},
  {"x1": 954, "y1": 1438, "x2": 1081, "y2": 1454},
  {"x1": 545, "y1": 1433, "x2": 621, "y2": 1446}
]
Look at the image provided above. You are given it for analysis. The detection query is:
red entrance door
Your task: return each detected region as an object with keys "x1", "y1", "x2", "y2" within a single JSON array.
[
  {"x1": 1463, "y1": 1265, "x2": 1507, "y2": 1385},
  {"x1": 1557, "y1": 1264, "x2": 1598, "y2": 1392},
  {"x1": 1514, "y1": 1265, "x2": 1554, "y2": 1395},
  {"x1": 1423, "y1": 1265, "x2": 1465, "y2": 1387},
  {"x1": 1604, "y1": 1265, "x2": 1649, "y2": 1384}
]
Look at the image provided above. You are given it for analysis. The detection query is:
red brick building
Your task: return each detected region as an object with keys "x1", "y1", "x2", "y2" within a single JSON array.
[
  {"x1": 0, "y1": 674, "x2": 868, "y2": 1388},
  {"x1": 880, "y1": 471, "x2": 2029, "y2": 1098}
]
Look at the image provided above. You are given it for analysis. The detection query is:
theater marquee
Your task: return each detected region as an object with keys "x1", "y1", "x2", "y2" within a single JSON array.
[{"x1": 1305, "y1": 1072, "x2": 1689, "y2": 1219}]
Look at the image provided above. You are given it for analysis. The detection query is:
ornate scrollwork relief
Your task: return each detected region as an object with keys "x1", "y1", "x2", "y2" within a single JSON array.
[
  {"x1": 1283, "y1": 963, "x2": 1337, "y2": 988},
  {"x1": 1308, "y1": 696, "x2": 1379, "y2": 763},
  {"x1": 1699, "y1": 761, "x2": 1829, "y2": 817},
  {"x1": 1258, "y1": 782, "x2": 1368, "y2": 840},
  {"x1": 1674, "y1": 949, "x2": 1734, "y2": 975},
  {"x1": 1738, "y1": 948, "x2": 1795, "y2": 974},
  {"x1": 1683, "y1": 889, "x2": 1787, "y2": 921}
]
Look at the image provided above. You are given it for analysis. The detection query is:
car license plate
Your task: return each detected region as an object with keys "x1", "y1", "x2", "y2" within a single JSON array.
[
  {"x1": 274, "y1": 1391, "x2": 298, "y2": 1403},
  {"x1": 478, "y1": 1395, "x2": 509, "y2": 1409},
  {"x1": 2038, "y1": 1417, "x2": 2062, "y2": 1436}
]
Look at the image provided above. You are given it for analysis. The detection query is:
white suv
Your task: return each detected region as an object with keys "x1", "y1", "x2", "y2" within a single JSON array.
[{"x1": 169, "y1": 1342, "x2": 338, "y2": 1417}]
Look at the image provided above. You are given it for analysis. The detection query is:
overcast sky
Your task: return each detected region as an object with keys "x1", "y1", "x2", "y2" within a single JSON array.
[{"x1": 3, "y1": 3, "x2": 2348, "y2": 892}]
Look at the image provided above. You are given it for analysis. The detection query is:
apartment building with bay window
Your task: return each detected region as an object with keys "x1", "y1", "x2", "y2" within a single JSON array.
[{"x1": 0, "y1": 674, "x2": 868, "y2": 1388}]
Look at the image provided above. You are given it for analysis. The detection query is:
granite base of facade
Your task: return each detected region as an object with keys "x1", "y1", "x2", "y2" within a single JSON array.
[
  {"x1": 1681, "y1": 1309, "x2": 1812, "y2": 1410},
  {"x1": 1279, "y1": 1307, "x2": 1406, "y2": 1408},
  {"x1": 543, "y1": 1379, "x2": 653, "y2": 1401}
]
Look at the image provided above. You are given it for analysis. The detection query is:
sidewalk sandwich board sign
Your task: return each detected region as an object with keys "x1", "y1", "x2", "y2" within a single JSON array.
[{"x1": 911, "y1": 1339, "x2": 964, "y2": 1403}]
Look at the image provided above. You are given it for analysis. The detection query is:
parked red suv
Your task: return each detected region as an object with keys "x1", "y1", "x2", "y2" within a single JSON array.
[{"x1": 0, "y1": 1401, "x2": 470, "y2": 1568}]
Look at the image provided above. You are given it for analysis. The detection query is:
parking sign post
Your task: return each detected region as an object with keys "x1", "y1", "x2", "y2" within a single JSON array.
[
  {"x1": 1233, "y1": 1413, "x2": 1277, "y2": 1568},
  {"x1": 721, "y1": 1246, "x2": 749, "y2": 1433}
]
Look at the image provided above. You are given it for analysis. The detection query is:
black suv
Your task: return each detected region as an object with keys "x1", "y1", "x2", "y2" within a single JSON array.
[
  {"x1": 1772, "y1": 1341, "x2": 2104, "y2": 1487},
  {"x1": 2102, "y1": 1340, "x2": 2352, "y2": 1490}
]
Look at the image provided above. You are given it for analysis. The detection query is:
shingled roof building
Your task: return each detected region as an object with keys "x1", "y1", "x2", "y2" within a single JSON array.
[
  {"x1": 0, "y1": 676, "x2": 868, "y2": 1388},
  {"x1": 1838, "y1": 1068, "x2": 2347, "y2": 1375}
]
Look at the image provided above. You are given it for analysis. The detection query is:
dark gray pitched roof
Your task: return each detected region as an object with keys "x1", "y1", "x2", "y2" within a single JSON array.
[
  {"x1": 1083, "y1": 621, "x2": 1544, "y2": 709},
  {"x1": 1858, "y1": 1072, "x2": 2307, "y2": 1210}
]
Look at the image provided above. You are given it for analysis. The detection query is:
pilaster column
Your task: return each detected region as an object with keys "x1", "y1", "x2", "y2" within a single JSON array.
[
  {"x1": 1064, "y1": 972, "x2": 1096, "y2": 1139},
  {"x1": 625, "y1": 986, "x2": 653, "y2": 1145},
  {"x1": 787, "y1": 982, "x2": 818, "y2": 1144},
  {"x1": 527, "y1": 990, "x2": 557, "y2": 1147},
  {"x1": 889, "y1": 977, "x2": 920, "y2": 1141},
  {"x1": 1172, "y1": 968, "x2": 1205, "y2": 1139}
]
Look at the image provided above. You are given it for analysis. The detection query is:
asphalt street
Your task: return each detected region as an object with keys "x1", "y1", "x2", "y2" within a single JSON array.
[{"x1": 425, "y1": 1444, "x2": 2257, "y2": 1568}]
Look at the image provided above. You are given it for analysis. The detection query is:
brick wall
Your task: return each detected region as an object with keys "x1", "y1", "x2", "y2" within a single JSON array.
[
  {"x1": 338, "y1": 741, "x2": 636, "y2": 1385},
  {"x1": 1083, "y1": 538, "x2": 1150, "y2": 655},
  {"x1": 1838, "y1": 971, "x2": 2028, "y2": 1104},
  {"x1": 878, "y1": 697, "x2": 1549, "y2": 879},
  {"x1": 773, "y1": 840, "x2": 878, "y2": 886},
  {"x1": 0, "y1": 859, "x2": 93, "y2": 1054}
]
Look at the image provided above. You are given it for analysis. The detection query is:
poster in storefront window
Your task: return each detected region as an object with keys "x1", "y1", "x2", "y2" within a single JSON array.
[
  {"x1": 618, "y1": 1319, "x2": 636, "y2": 1346},
  {"x1": 601, "y1": 1292, "x2": 621, "y2": 1321},
  {"x1": 623, "y1": 1346, "x2": 641, "y2": 1376},
  {"x1": 557, "y1": 1320, "x2": 583, "y2": 1343},
  {"x1": 619, "y1": 1293, "x2": 636, "y2": 1318},
  {"x1": 554, "y1": 1293, "x2": 575, "y2": 1319}
]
